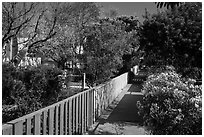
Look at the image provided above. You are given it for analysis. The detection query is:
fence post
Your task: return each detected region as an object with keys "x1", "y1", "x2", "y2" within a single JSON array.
[
  {"x1": 2, "y1": 124, "x2": 13, "y2": 135},
  {"x1": 82, "y1": 73, "x2": 86, "y2": 90}
]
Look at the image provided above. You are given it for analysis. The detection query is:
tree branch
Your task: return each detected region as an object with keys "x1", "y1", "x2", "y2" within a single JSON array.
[
  {"x1": 28, "y1": 32, "x2": 57, "y2": 52},
  {"x1": 27, "y1": 14, "x2": 57, "y2": 51},
  {"x1": 2, "y1": 19, "x2": 14, "y2": 45},
  {"x1": 34, "y1": 9, "x2": 47, "y2": 33},
  {"x1": 13, "y1": 3, "x2": 36, "y2": 21},
  {"x1": 16, "y1": 10, "x2": 46, "y2": 46},
  {"x1": 2, "y1": 3, "x2": 36, "y2": 46}
]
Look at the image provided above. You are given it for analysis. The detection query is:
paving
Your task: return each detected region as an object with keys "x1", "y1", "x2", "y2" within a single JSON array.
[{"x1": 87, "y1": 84, "x2": 150, "y2": 135}]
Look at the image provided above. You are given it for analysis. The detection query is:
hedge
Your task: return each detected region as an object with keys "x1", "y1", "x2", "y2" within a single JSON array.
[{"x1": 2, "y1": 63, "x2": 63, "y2": 123}]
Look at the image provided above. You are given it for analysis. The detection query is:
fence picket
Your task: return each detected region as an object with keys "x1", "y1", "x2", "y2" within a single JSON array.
[
  {"x1": 48, "y1": 107, "x2": 54, "y2": 135},
  {"x1": 68, "y1": 99, "x2": 72, "y2": 135},
  {"x1": 93, "y1": 90, "x2": 95, "y2": 123},
  {"x1": 42, "y1": 110, "x2": 47, "y2": 135},
  {"x1": 13, "y1": 120, "x2": 24, "y2": 135},
  {"x1": 34, "y1": 113, "x2": 41, "y2": 135},
  {"x1": 75, "y1": 96, "x2": 79, "y2": 134},
  {"x1": 73, "y1": 98, "x2": 76, "y2": 134},
  {"x1": 59, "y1": 102, "x2": 64, "y2": 135},
  {"x1": 54, "y1": 105, "x2": 59, "y2": 135},
  {"x1": 87, "y1": 91, "x2": 91, "y2": 127},
  {"x1": 81, "y1": 93, "x2": 85, "y2": 133},
  {"x1": 84, "y1": 92, "x2": 87, "y2": 131},
  {"x1": 78, "y1": 94, "x2": 82, "y2": 134},
  {"x1": 2, "y1": 124, "x2": 13, "y2": 135},
  {"x1": 64, "y1": 101, "x2": 68, "y2": 135},
  {"x1": 26, "y1": 117, "x2": 32, "y2": 135}
]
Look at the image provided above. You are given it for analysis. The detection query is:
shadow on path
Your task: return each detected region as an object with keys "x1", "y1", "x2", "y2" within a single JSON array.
[
  {"x1": 106, "y1": 92, "x2": 143, "y2": 123},
  {"x1": 87, "y1": 84, "x2": 149, "y2": 135}
]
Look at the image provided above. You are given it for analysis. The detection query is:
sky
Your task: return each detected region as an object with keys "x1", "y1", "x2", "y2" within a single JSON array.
[
  {"x1": 98, "y1": 2, "x2": 160, "y2": 22},
  {"x1": 2, "y1": 1, "x2": 164, "y2": 23}
]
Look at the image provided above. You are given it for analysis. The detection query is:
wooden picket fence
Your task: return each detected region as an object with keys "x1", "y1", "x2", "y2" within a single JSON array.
[{"x1": 2, "y1": 72, "x2": 128, "y2": 135}]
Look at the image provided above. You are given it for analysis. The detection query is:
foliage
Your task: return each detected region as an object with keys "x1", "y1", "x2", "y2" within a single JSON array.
[
  {"x1": 2, "y1": 2, "x2": 57, "y2": 53},
  {"x1": 39, "y1": 2, "x2": 100, "y2": 70},
  {"x1": 2, "y1": 81, "x2": 43, "y2": 123},
  {"x1": 40, "y1": 25, "x2": 75, "y2": 69},
  {"x1": 2, "y1": 63, "x2": 19, "y2": 104},
  {"x1": 140, "y1": 2, "x2": 202, "y2": 79},
  {"x1": 117, "y1": 16, "x2": 140, "y2": 32},
  {"x1": 2, "y1": 63, "x2": 63, "y2": 123},
  {"x1": 40, "y1": 3, "x2": 141, "y2": 85},
  {"x1": 83, "y1": 17, "x2": 139, "y2": 85},
  {"x1": 145, "y1": 65, "x2": 176, "y2": 76},
  {"x1": 137, "y1": 68, "x2": 202, "y2": 135},
  {"x1": 18, "y1": 65, "x2": 63, "y2": 105},
  {"x1": 37, "y1": 3, "x2": 141, "y2": 85},
  {"x1": 57, "y1": 2, "x2": 100, "y2": 26},
  {"x1": 155, "y1": 2, "x2": 182, "y2": 9}
]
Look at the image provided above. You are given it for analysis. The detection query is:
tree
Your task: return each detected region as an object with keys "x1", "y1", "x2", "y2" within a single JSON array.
[
  {"x1": 83, "y1": 17, "x2": 139, "y2": 85},
  {"x1": 40, "y1": 25, "x2": 76, "y2": 69},
  {"x1": 57, "y1": 2, "x2": 100, "y2": 56},
  {"x1": 140, "y1": 2, "x2": 202, "y2": 79},
  {"x1": 40, "y1": 2, "x2": 100, "y2": 70},
  {"x1": 2, "y1": 2, "x2": 57, "y2": 64},
  {"x1": 116, "y1": 15, "x2": 142, "y2": 71},
  {"x1": 36, "y1": 3, "x2": 141, "y2": 85}
]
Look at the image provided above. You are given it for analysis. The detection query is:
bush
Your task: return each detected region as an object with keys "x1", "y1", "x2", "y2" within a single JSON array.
[
  {"x1": 18, "y1": 65, "x2": 63, "y2": 105},
  {"x1": 2, "y1": 78, "x2": 43, "y2": 123},
  {"x1": 180, "y1": 67, "x2": 202, "y2": 80},
  {"x1": 2, "y1": 88, "x2": 43, "y2": 123},
  {"x1": 2, "y1": 63, "x2": 19, "y2": 104},
  {"x1": 137, "y1": 69, "x2": 202, "y2": 135},
  {"x1": 3, "y1": 64, "x2": 63, "y2": 105},
  {"x1": 145, "y1": 65, "x2": 175, "y2": 76},
  {"x1": 2, "y1": 64, "x2": 63, "y2": 123}
]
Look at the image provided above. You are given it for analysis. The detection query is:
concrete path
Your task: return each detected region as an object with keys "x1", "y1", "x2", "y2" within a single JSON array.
[{"x1": 87, "y1": 84, "x2": 150, "y2": 135}]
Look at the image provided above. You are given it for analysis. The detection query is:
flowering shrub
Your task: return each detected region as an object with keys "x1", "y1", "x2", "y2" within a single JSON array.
[{"x1": 137, "y1": 68, "x2": 202, "y2": 135}]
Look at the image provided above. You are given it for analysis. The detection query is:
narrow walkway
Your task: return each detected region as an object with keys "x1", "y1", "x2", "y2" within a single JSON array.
[{"x1": 87, "y1": 84, "x2": 150, "y2": 135}]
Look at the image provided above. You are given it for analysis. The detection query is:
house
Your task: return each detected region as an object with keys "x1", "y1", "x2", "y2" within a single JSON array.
[
  {"x1": 2, "y1": 36, "x2": 18, "y2": 62},
  {"x1": 3, "y1": 36, "x2": 85, "y2": 69},
  {"x1": 3, "y1": 36, "x2": 47, "y2": 67}
]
